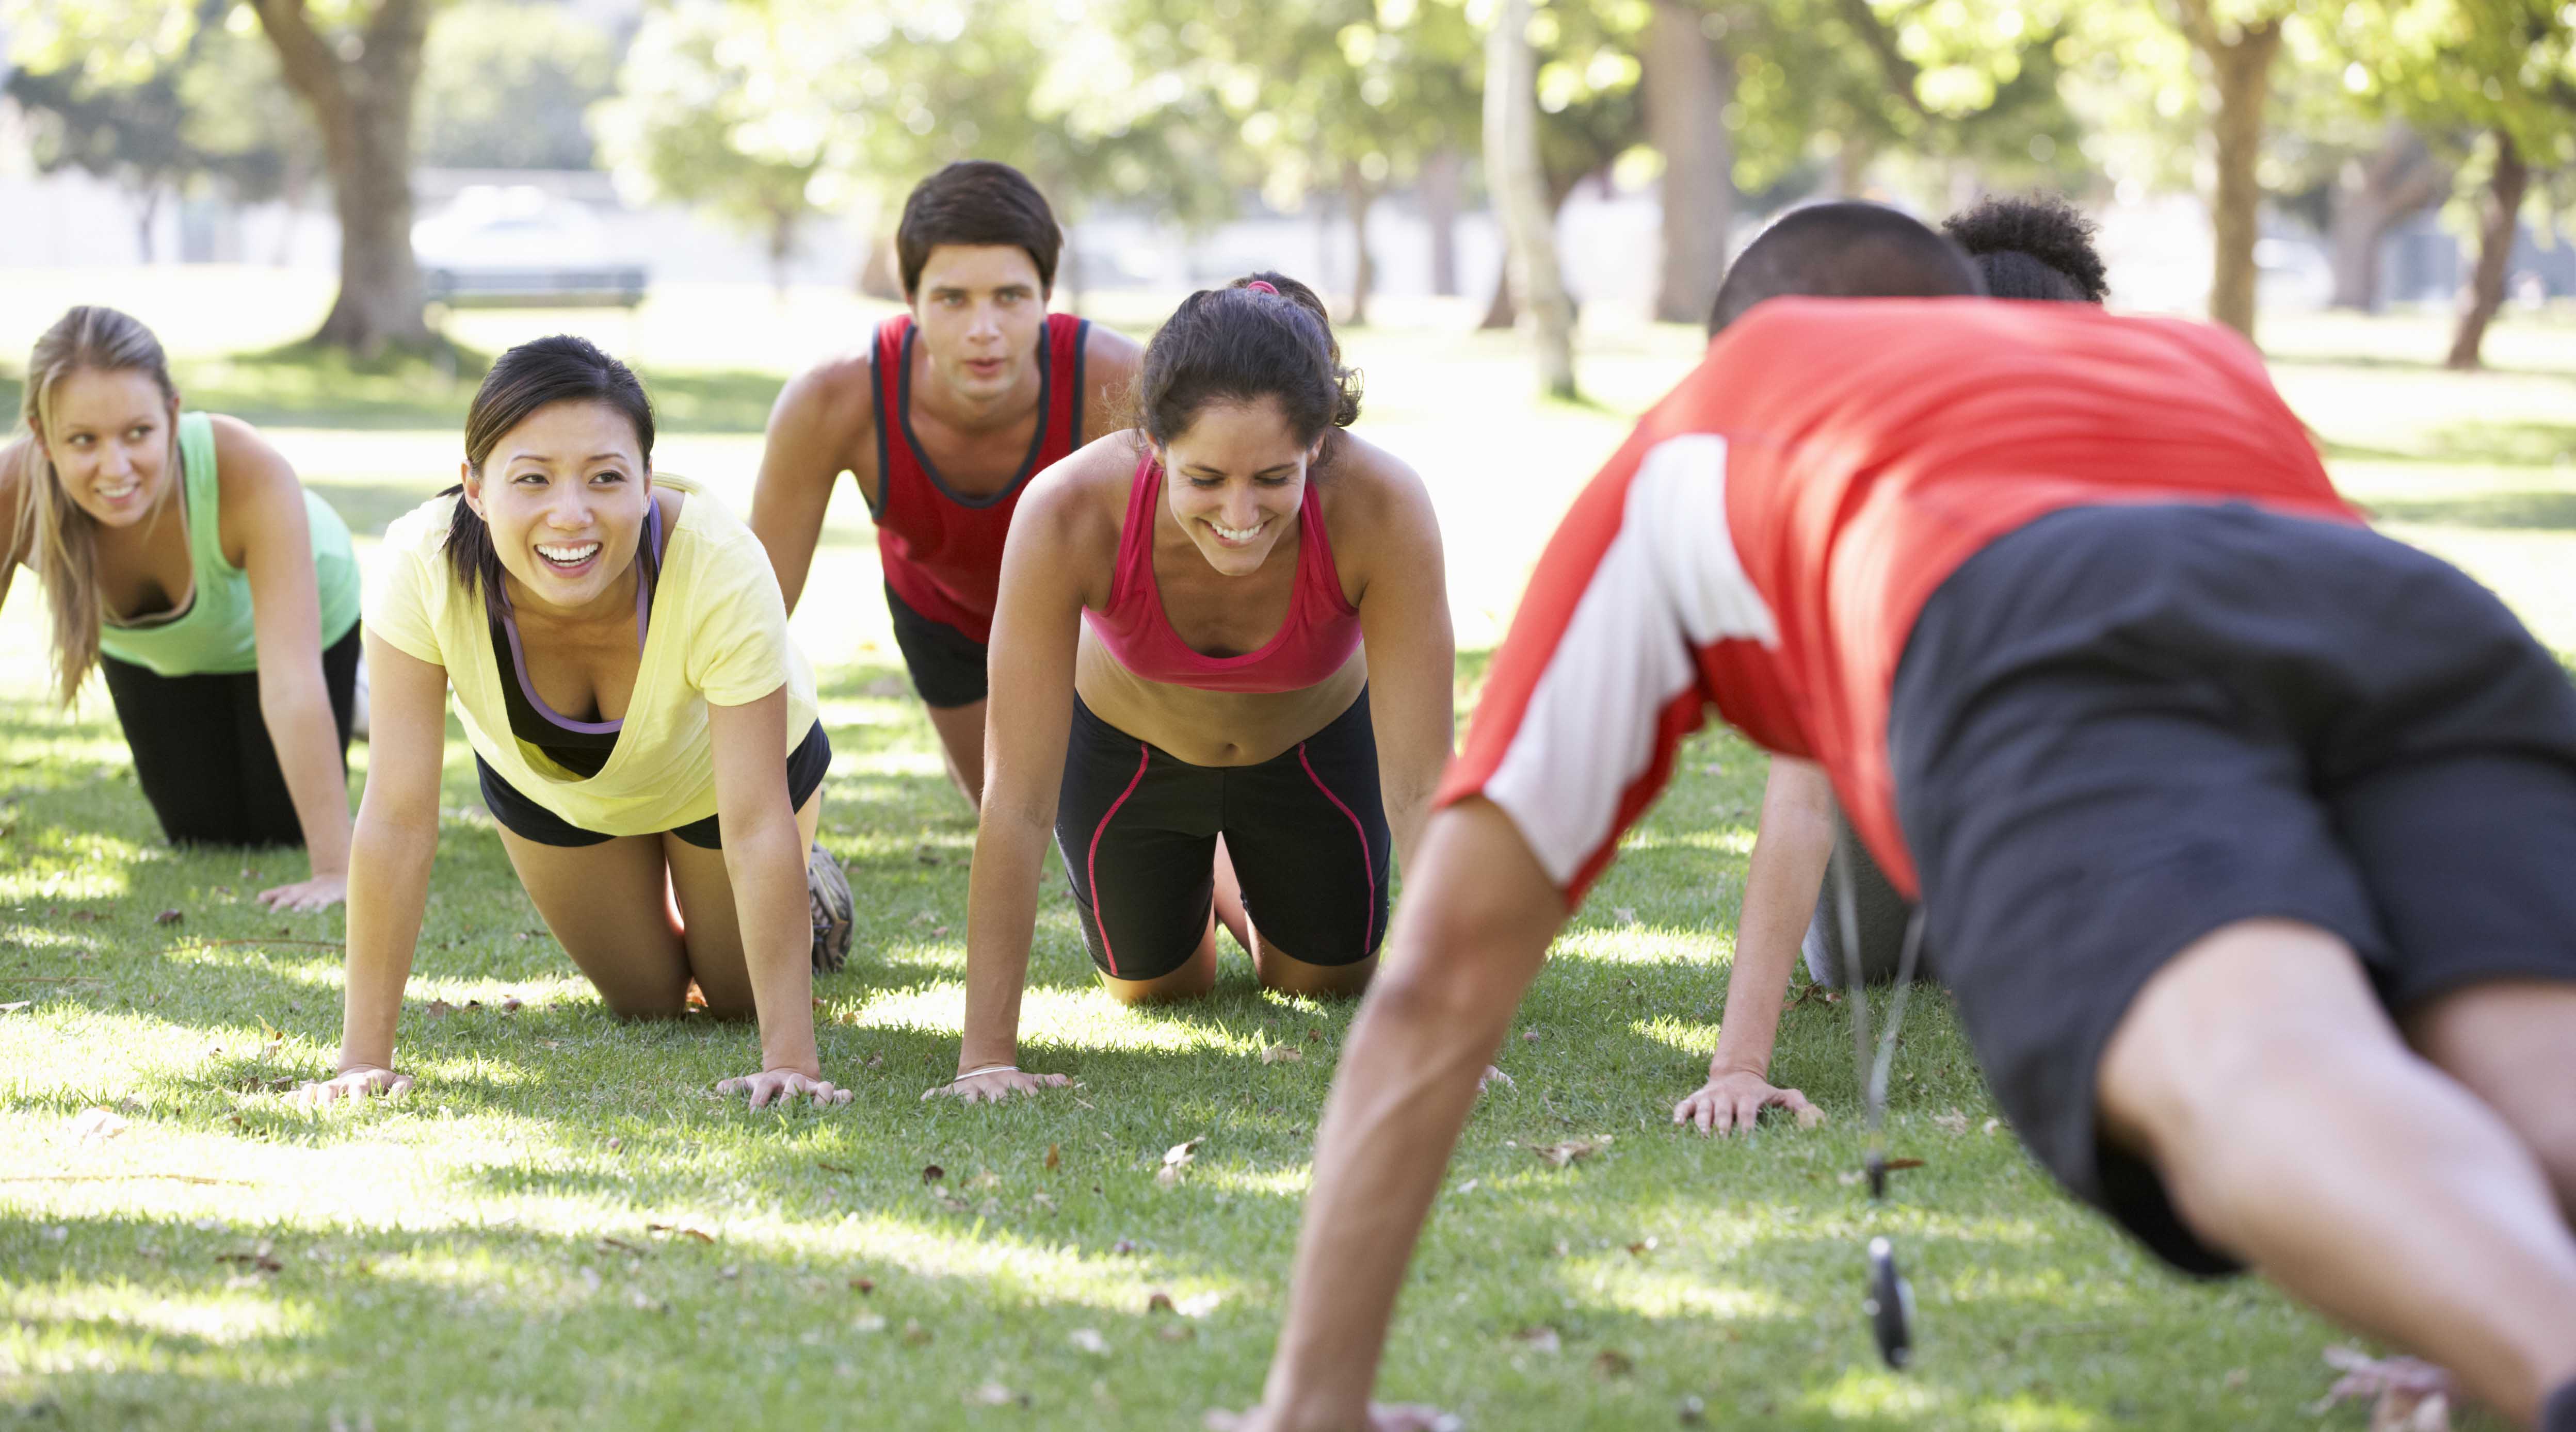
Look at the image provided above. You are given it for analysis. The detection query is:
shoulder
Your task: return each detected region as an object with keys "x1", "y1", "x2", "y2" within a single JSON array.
[
  {"x1": 1076, "y1": 319, "x2": 1144, "y2": 381},
  {"x1": 381, "y1": 489, "x2": 463, "y2": 561},
  {"x1": 205, "y1": 414, "x2": 299, "y2": 503},
  {"x1": 1012, "y1": 430, "x2": 1139, "y2": 561},
  {"x1": 767, "y1": 348, "x2": 879, "y2": 448},
  {"x1": 1316, "y1": 431, "x2": 1434, "y2": 535}
]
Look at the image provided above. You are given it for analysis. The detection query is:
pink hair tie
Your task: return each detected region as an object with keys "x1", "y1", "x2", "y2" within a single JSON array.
[{"x1": 1244, "y1": 280, "x2": 1278, "y2": 295}]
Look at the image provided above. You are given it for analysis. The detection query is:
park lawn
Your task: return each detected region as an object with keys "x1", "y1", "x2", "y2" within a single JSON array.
[{"x1": 2, "y1": 287, "x2": 2570, "y2": 1430}]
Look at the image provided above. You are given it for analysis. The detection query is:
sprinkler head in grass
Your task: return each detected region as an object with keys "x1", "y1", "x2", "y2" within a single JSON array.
[
  {"x1": 1866, "y1": 1149, "x2": 1889, "y2": 1200},
  {"x1": 1864, "y1": 1236, "x2": 1915, "y2": 1370}
]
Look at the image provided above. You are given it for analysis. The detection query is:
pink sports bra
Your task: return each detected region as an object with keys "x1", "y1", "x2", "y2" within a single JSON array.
[{"x1": 1082, "y1": 450, "x2": 1363, "y2": 694}]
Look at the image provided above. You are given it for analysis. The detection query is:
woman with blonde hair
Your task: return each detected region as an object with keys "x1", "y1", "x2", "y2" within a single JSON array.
[{"x1": 0, "y1": 306, "x2": 360, "y2": 911}]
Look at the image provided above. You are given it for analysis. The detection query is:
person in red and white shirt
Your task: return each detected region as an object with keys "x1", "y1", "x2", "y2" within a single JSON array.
[{"x1": 1215, "y1": 203, "x2": 2576, "y2": 1432}]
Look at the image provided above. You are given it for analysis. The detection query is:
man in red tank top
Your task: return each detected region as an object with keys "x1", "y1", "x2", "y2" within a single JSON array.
[
  {"x1": 751, "y1": 161, "x2": 1141, "y2": 807},
  {"x1": 1215, "y1": 206, "x2": 2576, "y2": 1432}
]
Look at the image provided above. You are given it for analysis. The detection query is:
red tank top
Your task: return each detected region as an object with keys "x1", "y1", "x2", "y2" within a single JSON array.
[
  {"x1": 872, "y1": 310, "x2": 1090, "y2": 643},
  {"x1": 1082, "y1": 450, "x2": 1364, "y2": 694}
]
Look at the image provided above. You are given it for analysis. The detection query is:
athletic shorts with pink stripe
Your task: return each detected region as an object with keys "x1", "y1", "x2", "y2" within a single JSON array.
[{"x1": 1053, "y1": 689, "x2": 1391, "y2": 981}]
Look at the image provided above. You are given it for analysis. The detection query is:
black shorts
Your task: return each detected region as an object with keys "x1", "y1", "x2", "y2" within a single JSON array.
[
  {"x1": 1054, "y1": 689, "x2": 1391, "y2": 981},
  {"x1": 1892, "y1": 502, "x2": 2576, "y2": 1275},
  {"x1": 477, "y1": 721, "x2": 832, "y2": 851},
  {"x1": 884, "y1": 581, "x2": 987, "y2": 709},
  {"x1": 101, "y1": 624, "x2": 361, "y2": 848}
]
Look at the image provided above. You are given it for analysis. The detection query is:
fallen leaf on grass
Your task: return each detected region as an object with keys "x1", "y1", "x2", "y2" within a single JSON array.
[
  {"x1": 154, "y1": 909, "x2": 183, "y2": 926},
  {"x1": 217, "y1": 1244, "x2": 283, "y2": 1274},
  {"x1": 1156, "y1": 1137, "x2": 1203, "y2": 1187},
  {"x1": 964, "y1": 1382, "x2": 1028, "y2": 1408},
  {"x1": 499, "y1": 997, "x2": 523, "y2": 1014},
  {"x1": 1044, "y1": 1143, "x2": 1060, "y2": 1170},
  {"x1": 913, "y1": 844, "x2": 943, "y2": 866},
  {"x1": 1625, "y1": 1238, "x2": 1658, "y2": 1257},
  {"x1": 424, "y1": 1000, "x2": 455, "y2": 1019},
  {"x1": 1112, "y1": 1239, "x2": 1138, "y2": 1256},
  {"x1": 70, "y1": 910, "x2": 106, "y2": 924},
  {"x1": 596, "y1": 1238, "x2": 646, "y2": 1256},
  {"x1": 646, "y1": 1223, "x2": 714, "y2": 1243},
  {"x1": 1592, "y1": 1349, "x2": 1635, "y2": 1378},
  {"x1": 69, "y1": 1107, "x2": 127, "y2": 1142},
  {"x1": 1528, "y1": 1137, "x2": 1609, "y2": 1168},
  {"x1": 1511, "y1": 1326, "x2": 1563, "y2": 1354},
  {"x1": 922, "y1": 1165, "x2": 946, "y2": 1183},
  {"x1": 864, "y1": 1053, "x2": 884, "y2": 1068},
  {"x1": 1304, "y1": 1029, "x2": 1324, "y2": 1042},
  {"x1": 1258, "y1": 1044, "x2": 1302, "y2": 1065},
  {"x1": 1886, "y1": 1158, "x2": 1926, "y2": 1172},
  {"x1": 2309, "y1": 1347, "x2": 2455, "y2": 1431},
  {"x1": 901, "y1": 1320, "x2": 933, "y2": 1346},
  {"x1": 1478, "y1": 1066, "x2": 1515, "y2": 1093},
  {"x1": 850, "y1": 1277, "x2": 876, "y2": 1294},
  {"x1": 1933, "y1": 1110, "x2": 1970, "y2": 1135},
  {"x1": 817, "y1": 1161, "x2": 855, "y2": 1175},
  {"x1": 1146, "y1": 1290, "x2": 1176, "y2": 1314}
]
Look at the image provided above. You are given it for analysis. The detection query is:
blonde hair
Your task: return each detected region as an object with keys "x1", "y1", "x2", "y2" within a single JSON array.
[{"x1": 7, "y1": 306, "x2": 181, "y2": 704}]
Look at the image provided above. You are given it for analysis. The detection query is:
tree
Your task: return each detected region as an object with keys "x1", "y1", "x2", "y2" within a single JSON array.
[
  {"x1": 1644, "y1": 0, "x2": 1731, "y2": 323},
  {"x1": 415, "y1": 0, "x2": 617, "y2": 171},
  {"x1": 2, "y1": 0, "x2": 303, "y2": 261},
  {"x1": 7, "y1": 0, "x2": 447, "y2": 351},
  {"x1": 2323, "y1": 124, "x2": 2445, "y2": 311},
  {"x1": 2333, "y1": 0, "x2": 2576, "y2": 367},
  {"x1": 2166, "y1": 0, "x2": 2291, "y2": 338},
  {"x1": 1488, "y1": 0, "x2": 1577, "y2": 398},
  {"x1": 590, "y1": 1, "x2": 825, "y2": 297}
]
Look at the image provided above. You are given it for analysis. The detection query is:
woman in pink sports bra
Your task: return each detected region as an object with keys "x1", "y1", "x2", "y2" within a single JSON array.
[{"x1": 928, "y1": 272, "x2": 1455, "y2": 1104}]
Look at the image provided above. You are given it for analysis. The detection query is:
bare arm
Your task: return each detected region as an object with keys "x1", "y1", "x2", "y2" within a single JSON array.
[
  {"x1": 1349, "y1": 454, "x2": 1455, "y2": 873},
  {"x1": 296, "y1": 632, "x2": 446, "y2": 1104},
  {"x1": 1078, "y1": 324, "x2": 1145, "y2": 441},
  {"x1": 1673, "y1": 756, "x2": 1835, "y2": 1134},
  {"x1": 706, "y1": 688, "x2": 847, "y2": 1108},
  {"x1": 218, "y1": 418, "x2": 354, "y2": 912},
  {"x1": 1250, "y1": 799, "x2": 1569, "y2": 1430},
  {"x1": 930, "y1": 468, "x2": 1093, "y2": 1102},
  {"x1": 747, "y1": 362, "x2": 869, "y2": 615}
]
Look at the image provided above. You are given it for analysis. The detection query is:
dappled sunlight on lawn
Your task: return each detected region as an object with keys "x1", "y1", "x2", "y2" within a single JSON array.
[{"x1": 5, "y1": 1284, "x2": 304, "y2": 1352}]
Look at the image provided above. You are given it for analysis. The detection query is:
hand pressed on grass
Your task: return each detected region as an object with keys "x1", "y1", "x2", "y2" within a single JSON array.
[
  {"x1": 717, "y1": 1068, "x2": 852, "y2": 1109},
  {"x1": 1672, "y1": 1066, "x2": 1823, "y2": 1136},
  {"x1": 255, "y1": 872, "x2": 347, "y2": 913},
  {"x1": 293, "y1": 1064, "x2": 413, "y2": 1107},
  {"x1": 923, "y1": 1067, "x2": 1072, "y2": 1104}
]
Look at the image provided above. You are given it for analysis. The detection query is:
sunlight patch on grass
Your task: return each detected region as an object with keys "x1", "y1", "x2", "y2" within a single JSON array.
[
  {"x1": 1548, "y1": 929, "x2": 1721, "y2": 966},
  {"x1": 1589, "y1": 1267, "x2": 1792, "y2": 1322},
  {"x1": 4, "y1": 1285, "x2": 301, "y2": 1349},
  {"x1": 1627, "y1": 1016, "x2": 1724, "y2": 1056},
  {"x1": 1806, "y1": 1365, "x2": 1951, "y2": 1419}
]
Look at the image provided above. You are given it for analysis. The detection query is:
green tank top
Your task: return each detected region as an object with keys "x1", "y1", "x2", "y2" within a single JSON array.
[{"x1": 94, "y1": 412, "x2": 362, "y2": 677}]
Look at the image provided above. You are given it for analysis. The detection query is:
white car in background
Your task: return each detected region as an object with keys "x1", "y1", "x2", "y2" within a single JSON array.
[{"x1": 411, "y1": 185, "x2": 648, "y2": 309}]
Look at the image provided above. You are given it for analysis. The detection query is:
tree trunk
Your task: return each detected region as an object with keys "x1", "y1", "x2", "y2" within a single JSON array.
[
  {"x1": 1342, "y1": 161, "x2": 1376, "y2": 327},
  {"x1": 2328, "y1": 123, "x2": 2443, "y2": 312},
  {"x1": 1484, "y1": 2, "x2": 1578, "y2": 401},
  {"x1": 1478, "y1": 169, "x2": 1585, "y2": 331},
  {"x1": 768, "y1": 208, "x2": 799, "y2": 301},
  {"x1": 2448, "y1": 128, "x2": 2528, "y2": 372},
  {"x1": 132, "y1": 187, "x2": 162, "y2": 265},
  {"x1": 252, "y1": 0, "x2": 433, "y2": 355},
  {"x1": 1645, "y1": 0, "x2": 1733, "y2": 325},
  {"x1": 1423, "y1": 145, "x2": 1462, "y2": 298},
  {"x1": 2189, "y1": 11, "x2": 2282, "y2": 341}
]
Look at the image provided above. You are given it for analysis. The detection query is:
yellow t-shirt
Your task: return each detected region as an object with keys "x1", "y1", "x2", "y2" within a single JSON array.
[{"x1": 366, "y1": 474, "x2": 820, "y2": 837}]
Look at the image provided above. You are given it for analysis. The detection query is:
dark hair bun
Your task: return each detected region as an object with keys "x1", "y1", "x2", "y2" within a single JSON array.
[
  {"x1": 1941, "y1": 193, "x2": 2110, "y2": 304},
  {"x1": 1134, "y1": 270, "x2": 1362, "y2": 448}
]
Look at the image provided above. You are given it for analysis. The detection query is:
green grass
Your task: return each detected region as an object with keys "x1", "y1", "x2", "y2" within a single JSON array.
[{"x1": 4, "y1": 277, "x2": 2571, "y2": 1430}]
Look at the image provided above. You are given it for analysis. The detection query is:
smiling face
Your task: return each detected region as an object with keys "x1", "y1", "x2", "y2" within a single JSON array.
[
  {"x1": 910, "y1": 243, "x2": 1048, "y2": 406},
  {"x1": 1157, "y1": 397, "x2": 1320, "y2": 578},
  {"x1": 33, "y1": 367, "x2": 179, "y2": 529},
  {"x1": 462, "y1": 399, "x2": 651, "y2": 617}
]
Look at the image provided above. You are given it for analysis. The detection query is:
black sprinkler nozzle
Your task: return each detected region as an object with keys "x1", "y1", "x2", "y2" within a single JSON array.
[{"x1": 1865, "y1": 1236, "x2": 1914, "y2": 1370}]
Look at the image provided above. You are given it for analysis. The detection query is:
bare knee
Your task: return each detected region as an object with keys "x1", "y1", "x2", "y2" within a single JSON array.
[{"x1": 1258, "y1": 948, "x2": 1377, "y2": 999}]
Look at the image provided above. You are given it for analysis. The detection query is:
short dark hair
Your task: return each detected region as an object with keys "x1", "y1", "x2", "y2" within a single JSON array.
[
  {"x1": 446, "y1": 334, "x2": 656, "y2": 600},
  {"x1": 1942, "y1": 193, "x2": 2110, "y2": 304},
  {"x1": 896, "y1": 161, "x2": 1063, "y2": 299},
  {"x1": 1706, "y1": 201, "x2": 1986, "y2": 335},
  {"x1": 1134, "y1": 271, "x2": 1361, "y2": 452}
]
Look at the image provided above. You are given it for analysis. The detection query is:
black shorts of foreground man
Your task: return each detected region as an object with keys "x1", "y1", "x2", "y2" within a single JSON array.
[{"x1": 1213, "y1": 203, "x2": 2576, "y2": 1432}]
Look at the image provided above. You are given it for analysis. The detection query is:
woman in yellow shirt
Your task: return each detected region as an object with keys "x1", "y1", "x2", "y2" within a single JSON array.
[{"x1": 297, "y1": 336, "x2": 849, "y2": 1109}]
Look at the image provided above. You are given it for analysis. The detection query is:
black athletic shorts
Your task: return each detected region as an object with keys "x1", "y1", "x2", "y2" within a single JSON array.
[
  {"x1": 477, "y1": 720, "x2": 832, "y2": 851},
  {"x1": 1054, "y1": 688, "x2": 1391, "y2": 982},
  {"x1": 101, "y1": 624, "x2": 362, "y2": 848},
  {"x1": 884, "y1": 581, "x2": 987, "y2": 709},
  {"x1": 1891, "y1": 502, "x2": 2576, "y2": 1276}
]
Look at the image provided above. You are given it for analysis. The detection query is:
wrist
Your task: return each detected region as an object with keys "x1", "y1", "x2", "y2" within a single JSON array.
[{"x1": 1708, "y1": 1048, "x2": 1772, "y2": 1079}]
